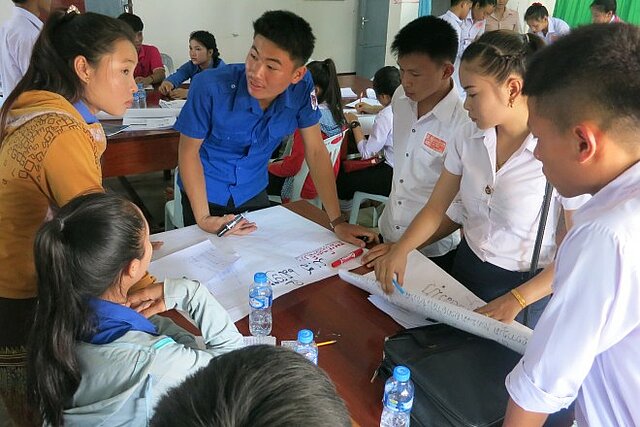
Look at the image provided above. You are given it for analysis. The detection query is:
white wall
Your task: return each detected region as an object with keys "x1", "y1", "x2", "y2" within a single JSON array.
[{"x1": 134, "y1": 0, "x2": 359, "y2": 73}]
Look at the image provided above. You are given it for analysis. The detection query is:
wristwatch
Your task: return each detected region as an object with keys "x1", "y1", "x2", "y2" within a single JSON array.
[
  {"x1": 329, "y1": 214, "x2": 347, "y2": 230},
  {"x1": 349, "y1": 120, "x2": 361, "y2": 129}
]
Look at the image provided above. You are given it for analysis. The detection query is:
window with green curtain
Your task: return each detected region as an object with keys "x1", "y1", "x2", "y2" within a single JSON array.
[{"x1": 553, "y1": 0, "x2": 640, "y2": 26}]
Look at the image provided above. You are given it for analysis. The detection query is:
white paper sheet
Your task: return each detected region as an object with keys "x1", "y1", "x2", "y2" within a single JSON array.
[
  {"x1": 340, "y1": 87, "x2": 358, "y2": 98},
  {"x1": 151, "y1": 206, "x2": 364, "y2": 322},
  {"x1": 122, "y1": 108, "x2": 180, "y2": 130},
  {"x1": 159, "y1": 99, "x2": 187, "y2": 109},
  {"x1": 345, "y1": 97, "x2": 382, "y2": 108},
  {"x1": 149, "y1": 240, "x2": 239, "y2": 288},
  {"x1": 338, "y1": 251, "x2": 532, "y2": 354},
  {"x1": 243, "y1": 336, "x2": 277, "y2": 347},
  {"x1": 368, "y1": 295, "x2": 433, "y2": 329},
  {"x1": 366, "y1": 88, "x2": 376, "y2": 99}
]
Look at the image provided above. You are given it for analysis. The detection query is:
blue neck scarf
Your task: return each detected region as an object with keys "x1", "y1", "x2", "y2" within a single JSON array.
[
  {"x1": 86, "y1": 298, "x2": 158, "y2": 345},
  {"x1": 72, "y1": 100, "x2": 98, "y2": 124}
]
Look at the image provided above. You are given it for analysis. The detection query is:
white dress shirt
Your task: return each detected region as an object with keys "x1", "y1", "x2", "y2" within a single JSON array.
[
  {"x1": 444, "y1": 124, "x2": 588, "y2": 271},
  {"x1": 379, "y1": 84, "x2": 470, "y2": 257},
  {"x1": 506, "y1": 160, "x2": 640, "y2": 427},
  {"x1": 357, "y1": 104, "x2": 394, "y2": 167},
  {"x1": 439, "y1": 10, "x2": 464, "y2": 52},
  {"x1": 0, "y1": 7, "x2": 43, "y2": 96},
  {"x1": 533, "y1": 16, "x2": 570, "y2": 45},
  {"x1": 460, "y1": 11, "x2": 487, "y2": 53}
]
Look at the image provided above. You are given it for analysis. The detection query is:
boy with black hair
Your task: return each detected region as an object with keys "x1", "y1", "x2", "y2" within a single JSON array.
[
  {"x1": 175, "y1": 10, "x2": 376, "y2": 246},
  {"x1": 504, "y1": 23, "x2": 640, "y2": 426},
  {"x1": 150, "y1": 345, "x2": 351, "y2": 427},
  {"x1": 117, "y1": 12, "x2": 165, "y2": 85},
  {"x1": 0, "y1": 0, "x2": 51, "y2": 96},
  {"x1": 590, "y1": 0, "x2": 622, "y2": 23},
  {"x1": 363, "y1": 16, "x2": 470, "y2": 272}
]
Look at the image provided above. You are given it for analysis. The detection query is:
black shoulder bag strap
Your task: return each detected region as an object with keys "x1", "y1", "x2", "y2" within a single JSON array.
[{"x1": 523, "y1": 181, "x2": 554, "y2": 327}]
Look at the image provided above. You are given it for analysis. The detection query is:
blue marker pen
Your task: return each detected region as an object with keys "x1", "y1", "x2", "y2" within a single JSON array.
[{"x1": 392, "y1": 278, "x2": 407, "y2": 295}]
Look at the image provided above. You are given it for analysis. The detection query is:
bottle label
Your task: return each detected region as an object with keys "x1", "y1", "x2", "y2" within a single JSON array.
[
  {"x1": 383, "y1": 395, "x2": 413, "y2": 412},
  {"x1": 249, "y1": 295, "x2": 272, "y2": 309}
]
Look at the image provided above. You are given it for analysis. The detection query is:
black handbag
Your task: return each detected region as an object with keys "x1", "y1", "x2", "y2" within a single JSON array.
[
  {"x1": 377, "y1": 182, "x2": 556, "y2": 426},
  {"x1": 379, "y1": 324, "x2": 521, "y2": 427}
]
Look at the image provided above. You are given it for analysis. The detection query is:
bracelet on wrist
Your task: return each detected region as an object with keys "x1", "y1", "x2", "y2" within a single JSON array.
[
  {"x1": 510, "y1": 289, "x2": 527, "y2": 309},
  {"x1": 329, "y1": 214, "x2": 347, "y2": 230}
]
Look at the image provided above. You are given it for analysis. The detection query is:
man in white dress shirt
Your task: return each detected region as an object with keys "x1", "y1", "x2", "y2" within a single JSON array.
[
  {"x1": 364, "y1": 16, "x2": 471, "y2": 272},
  {"x1": 504, "y1": 23, "x2": 640, "y2": 426},
  {"x1": 0, "y1": 0, "x2": 51, "y2": 96}
]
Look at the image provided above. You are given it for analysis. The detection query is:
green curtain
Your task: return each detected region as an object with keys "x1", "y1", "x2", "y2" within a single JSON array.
[{"x1": 553, "y1": 0, "x2": 640, "y2": 27}]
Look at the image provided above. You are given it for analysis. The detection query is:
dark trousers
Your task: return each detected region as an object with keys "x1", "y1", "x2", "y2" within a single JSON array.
[
  {"x1": 267, "y1": 173, "x2": 286, "y2": 198},
  {"x1": 428, "y1": 248, "x2": 458, "y2": 275},
  {"x1": 451, "y1": 239, "x2": 550, "y2": 328},
  {"x1": 336, "y1": 162, "x2": 393, "y2": 200},
  {"x1": 181, "y1": 190, "x2": 270, "y2": 226}
]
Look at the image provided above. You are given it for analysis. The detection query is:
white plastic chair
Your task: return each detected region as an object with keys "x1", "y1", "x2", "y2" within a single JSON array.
[
  {"x1": 164, "y1": 168, "x2": 184, "y2": 231},
  {"x1": 161, "y1": 53, "x2": 175, "y2": 75},
  {"x1": 348, "y1": 191, "x2": 388, "y2": 227},
  {"x1": 271, "y1": 130, "x2": 346, "y2": 208}
]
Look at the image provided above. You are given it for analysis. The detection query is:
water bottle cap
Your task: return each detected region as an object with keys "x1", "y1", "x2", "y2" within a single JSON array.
[
  {"x1": 254, "y1": 272, "x2": 267, "y2": 283},
  {"x1": 393, "y1": 366, "x2": 410, "y2": 382},
  {"x1": 297, "y1": 329, "x2": 313, "y2": 344}
]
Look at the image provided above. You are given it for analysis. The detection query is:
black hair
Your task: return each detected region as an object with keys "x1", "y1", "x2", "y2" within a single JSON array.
[
  {"x1": 307, "y1": 59, "x2": 346, "y2": 126},
  {"x1": 391, "y1": 15, "x2": 459, "y2": 64},
  {"x1": 451, "y1": 0, "x2": 471, "y2": 6},
  {"x1": 524, "y1": 23, "x2": 640, "y2": 134},
  {"x1": 0, "y1": 10, "x2": 135, "y2": 142},
  {"x1": 524, "y1": 3, "x2": 549, "y2": 21},
  {"x1": 473, "y1": 0, "x2": 497, "y2": 7},
  {"x1": 27, "y1": 192, "x2": 147, "y2": 426},
  {"x1": 190, "y1": 30, "x2": 221, "y2": 67},
  {"x1": 591, "y1": 0, "x2": 617, "y2": 14},
  {"x1": 253, "y1": 10, "x2": 315, "y2": 66},
  {"x1": 373, "y1": 66, "x2": 401, "y2": 97},
  {"x1": 150, "y1": 345, "x2": 351, "y2": 427},
  {"x1": 117, "y1": 12, "x2": 143, "y2": 32},
  {"x1": 462, "y1": 30, "x2": 545, "y2": 83}
]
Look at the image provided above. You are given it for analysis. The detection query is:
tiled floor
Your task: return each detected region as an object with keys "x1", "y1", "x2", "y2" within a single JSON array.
[{"x1": 104, "y1": 171, "x2": 172, "y2": 234}]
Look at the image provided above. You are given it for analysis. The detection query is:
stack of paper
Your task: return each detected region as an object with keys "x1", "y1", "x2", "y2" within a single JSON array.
[{"x1": 122, "y1": 108, "x2": 181, "y2": 130}]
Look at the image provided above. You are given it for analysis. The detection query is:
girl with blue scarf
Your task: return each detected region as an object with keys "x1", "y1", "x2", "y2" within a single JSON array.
[{"x1": 27, "y1": 192, "x2": 243, "y2": 426}]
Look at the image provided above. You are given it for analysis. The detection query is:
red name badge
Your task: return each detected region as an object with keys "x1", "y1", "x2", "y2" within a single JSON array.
[{"x1": 423, "y1": 133, "x2": 447, "y2": 153}]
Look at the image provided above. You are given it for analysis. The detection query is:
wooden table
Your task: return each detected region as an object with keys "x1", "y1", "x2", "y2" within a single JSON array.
[
  {"x1": 234, "y1": 201, "x2": 402, "y2": 426},
  {"x1": 102, "y1": 91, "x2": 179, "y2": 178},
  {"x1": 338, "y1": 74, "x2": 374, "y2": 100}
]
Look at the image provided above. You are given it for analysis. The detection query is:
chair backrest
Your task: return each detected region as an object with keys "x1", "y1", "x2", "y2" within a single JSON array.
[
  {"x1": 161, "y1": 53, "x2": 175, "y2": 75},
  {"x1": 289, "y1": 130, "x2": 346, "y2": 204}
]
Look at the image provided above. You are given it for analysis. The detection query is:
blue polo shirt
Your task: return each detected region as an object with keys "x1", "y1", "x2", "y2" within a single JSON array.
[{"x1": 174, "y1": 63, "x2": 321, "y2": 206}]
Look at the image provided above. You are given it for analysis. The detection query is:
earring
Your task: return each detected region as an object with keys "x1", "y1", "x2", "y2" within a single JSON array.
[{"x1": 508, "y1": 98, "x2": 515, "y2": 108}]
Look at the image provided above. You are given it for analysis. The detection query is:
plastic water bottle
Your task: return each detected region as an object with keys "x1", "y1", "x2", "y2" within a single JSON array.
[
  {"x1": 249, "y1": 272, "x2": 272, "y2": 336},
  {"x1": 136, "y1": 83, "x2": 147, "y2": 109},
  {"x1": 294, "y1": 329, "x2": 318, "y2": 365},
  {"x1": 131, "y1": 89, "x2": 140, "y2": 109},
  {"x1": 380, "y1": 366, "x2": 414, "y2": 427}
]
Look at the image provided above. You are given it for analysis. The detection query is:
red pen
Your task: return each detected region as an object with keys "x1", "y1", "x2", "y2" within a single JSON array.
[{"x1": 331, "y1": 248, "x2": 364, "y2": 268}]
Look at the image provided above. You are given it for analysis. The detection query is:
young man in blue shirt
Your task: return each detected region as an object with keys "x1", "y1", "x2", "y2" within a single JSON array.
[{"x1": 175, "y1": 10, "x2": 376, "y2": 245}]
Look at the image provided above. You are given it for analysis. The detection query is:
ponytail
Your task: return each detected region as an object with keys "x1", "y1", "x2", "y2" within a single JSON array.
[
  {"x1": 27, "y1": 192, "x2": 146, "y2": 426},
  {"x1": 461, "y1": 30, "x2": 545, "y2": 83},
  {"x1": 0, "y1": 10, "x2": 135, "y2": 143},
  {"x1": 307, "y1": 59, "x2": 346, "y2": 127}
]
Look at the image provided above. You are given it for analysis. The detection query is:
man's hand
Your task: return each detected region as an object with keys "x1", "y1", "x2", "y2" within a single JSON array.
[
  {"x1": 127, "y1": 282, "x2": 166, "y2": 318},
  {"x1": 362, "y1": 242, "x2": 393, "y2": 267},
  {"x1": 333, "y1": 222, "x2": 378, "y2": 247},
  {"x1": 197, "y1": 214, "x2": 257, "y2": 236}
]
